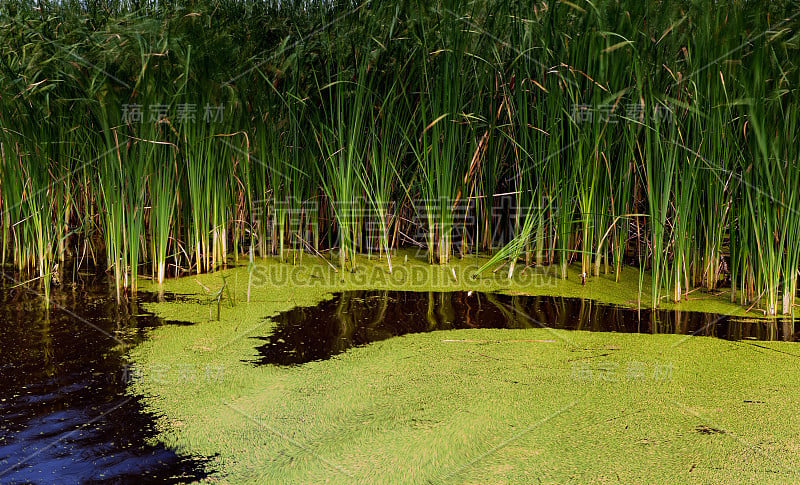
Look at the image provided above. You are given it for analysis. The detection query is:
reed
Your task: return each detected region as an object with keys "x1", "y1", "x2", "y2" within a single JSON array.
[
  {"x1": 412, "y1": 2, "x2": 477, "y2": 265},
  {"x1": 0, "y1": 0, "x2": 797, "y2": 316},
  {"x1": 359, "y1": 75, "x2": 407, "y2": 273},
  {"x1": 314, "y1": 50, "x2": 371, "y2": 273},
  {"x1": 148, "y1": 145, "x2": 178, "y2": 286},
  {"x1": 95, "y1": 121, "x2": 129, "y2": 301}
]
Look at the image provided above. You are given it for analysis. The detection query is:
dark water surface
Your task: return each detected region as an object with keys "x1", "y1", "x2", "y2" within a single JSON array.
[
  {"x1": 256, "y1": 291, "x2": 798, "y2": 366},
  {"x1": 0, "y1": 275, "x2": 207, "y2": 484}
]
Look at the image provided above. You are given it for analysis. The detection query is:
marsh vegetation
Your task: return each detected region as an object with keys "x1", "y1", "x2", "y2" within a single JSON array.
[{"x1": 0, "y1": 0, "x2": 798, "y2": 316}]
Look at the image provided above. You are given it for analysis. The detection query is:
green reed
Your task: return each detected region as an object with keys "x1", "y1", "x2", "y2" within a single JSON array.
[
  {"x1": 149, "y1": 143, "x2": 178, "y2": 286},
  {"x1": 0, "y1": 0, "x2": 797, "y2": 316},
  {"x1": 314, "y1": 51, "x2": 372, "y2": 273},
  {"x1": 359, "y1": 75, "x2": 407, "y2": 273}
]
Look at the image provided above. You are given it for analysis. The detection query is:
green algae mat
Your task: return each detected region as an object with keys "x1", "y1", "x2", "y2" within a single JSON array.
[{"x1": 128, "y1": 253, "x2": 800, "y2": 483}]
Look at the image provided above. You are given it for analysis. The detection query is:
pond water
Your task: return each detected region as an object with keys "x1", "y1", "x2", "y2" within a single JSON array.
[
  {"x1": 255, "y1": 291, "x2": 798, "y2": 366},
  {"x1": 0, "y1": 276, "x2": 207, "y2": 484},
  {"x1": 3, "y1": 280, "x2": 795, "y2": 481}
]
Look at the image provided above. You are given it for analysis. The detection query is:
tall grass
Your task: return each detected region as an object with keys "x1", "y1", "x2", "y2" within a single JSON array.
[
  {"x1": 411, "y1": 2, "x2": 478, "y2": 265},
  {"x1": 359, "y1": 74, "x2": 407, "y2": 273},
  {"x1": 0, "y1": 0, "x2": 797, "y2": 316},
  {"x1": 149, "y1": 144, "x2": 178, "y2": 286},
  {"x1": 314, "y1": 51, "x2": 371, "y2": 273}
]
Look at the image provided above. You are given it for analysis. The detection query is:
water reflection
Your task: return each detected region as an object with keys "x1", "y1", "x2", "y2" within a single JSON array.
[
  {"x1": 0, "y1": 276, "x2": 207, "y2": 484},
  {"x1": 255, "y1": 291, "x2": 797, "y2": 366}
]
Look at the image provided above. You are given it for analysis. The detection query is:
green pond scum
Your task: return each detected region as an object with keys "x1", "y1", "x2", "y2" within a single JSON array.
[{"x1": 127, "y1": 253, "x2": 800, "y2": 483}]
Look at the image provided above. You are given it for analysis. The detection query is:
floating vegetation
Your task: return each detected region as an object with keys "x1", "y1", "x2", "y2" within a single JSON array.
[{"x1": 0, "y1": 0, "x2": 797, "y2": 315}]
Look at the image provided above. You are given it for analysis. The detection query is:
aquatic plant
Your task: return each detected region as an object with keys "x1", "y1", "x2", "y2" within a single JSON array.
[{"x1": 0, "y1": 0, "x2": 797, "y2": 316}]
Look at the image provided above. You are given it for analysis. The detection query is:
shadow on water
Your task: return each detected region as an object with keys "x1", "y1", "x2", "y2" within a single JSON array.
[
  {"x1": 0, "y1": 274, "x2": 209, "y2": 484},
  {"x1": 254, "y1": 291, "x2": 798, "y2": 366}
]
